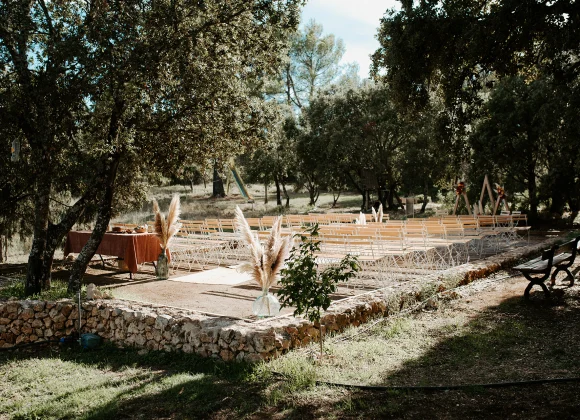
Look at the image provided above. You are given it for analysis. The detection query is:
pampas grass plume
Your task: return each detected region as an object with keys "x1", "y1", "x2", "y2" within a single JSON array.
[
  {"x1": 234, "y1": 206, "x2": 290, "y2": 291},
  {"x1": 152, "y1": 195, "x2": 182, "y2": 249}
]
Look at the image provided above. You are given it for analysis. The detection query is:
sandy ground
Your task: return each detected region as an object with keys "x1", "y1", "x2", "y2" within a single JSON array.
[{"x1": 50, "y1": 262, "x2": 363, "y2": 320}]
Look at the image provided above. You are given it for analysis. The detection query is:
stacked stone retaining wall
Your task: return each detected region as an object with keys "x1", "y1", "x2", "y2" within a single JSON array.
[{"x1": 0, "y1": 237, "x2": 563, "y2": 361}]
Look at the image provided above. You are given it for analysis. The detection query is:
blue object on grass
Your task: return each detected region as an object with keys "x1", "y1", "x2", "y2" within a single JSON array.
[{"x1": 80, "y1": 333, "x2": 102, "y2": 349}]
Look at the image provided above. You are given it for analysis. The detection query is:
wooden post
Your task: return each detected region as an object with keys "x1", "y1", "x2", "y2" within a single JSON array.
[
  {"x1": 453, "y1": 193, "x2": 472, "y2": 215},
  {"x1": 492, "y1": 183, "x2": 510, "y2": 215},
  {"x1": 479, "y1": 175, "x2": 495, "y2": 215},
  {"x1": 493, "y1": 196, "x2": 510, "y2": 215}
]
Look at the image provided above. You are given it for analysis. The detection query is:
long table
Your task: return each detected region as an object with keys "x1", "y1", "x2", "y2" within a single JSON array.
[{"x1": 64, "y1": 231, "x2": 165, "y2": 273}]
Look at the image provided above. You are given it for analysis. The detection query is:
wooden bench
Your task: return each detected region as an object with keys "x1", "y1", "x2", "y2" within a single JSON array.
[{"x1": 514, "y1": 236, "x2": 580, "y2": 299}]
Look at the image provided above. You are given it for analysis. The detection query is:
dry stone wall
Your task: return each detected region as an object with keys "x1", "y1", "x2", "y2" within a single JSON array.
[{"x1": 0, "y1": 237, "x2": 562, "y2": 361}]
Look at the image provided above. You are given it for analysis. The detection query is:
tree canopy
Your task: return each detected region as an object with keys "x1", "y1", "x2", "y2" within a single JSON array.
[
  {"x1": 372, "y1": 0, "x2": 580, "y2": 219},
  {"x1": 372, "y1": 0, "x2": 580, "y2": 110},
  {"x1": 0, "y1": 0, "x2": 303, "y2": 294}
]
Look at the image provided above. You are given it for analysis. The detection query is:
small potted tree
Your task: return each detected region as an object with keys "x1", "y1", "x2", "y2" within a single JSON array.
[{"x1": 278, "y1": 224, "x2": 359, "y2": 359}]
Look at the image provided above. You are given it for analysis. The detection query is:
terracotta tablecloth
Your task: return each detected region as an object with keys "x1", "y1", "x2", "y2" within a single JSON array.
[{"x1": 64, "y1": 231, "x2": 164, "y2": 273}]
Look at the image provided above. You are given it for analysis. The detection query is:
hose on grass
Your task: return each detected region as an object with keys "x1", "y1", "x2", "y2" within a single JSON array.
[
  {"x1": 0, "y1": 338, "x2": 62, "y2": 352},
  {"x1": 314, "y1": 377, "x2": 580, "y2": 391},
  {"x1": 271, "y1": 371, "x2": 580, "y2": 392}
]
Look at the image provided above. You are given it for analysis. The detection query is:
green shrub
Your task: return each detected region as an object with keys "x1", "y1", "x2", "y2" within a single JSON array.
[
  {"x1": 0, "y1": 278, "x2": 87, "y2": 301},
  {"x1": 278, "y1": 224, "x2": 359, "y2": 357}
]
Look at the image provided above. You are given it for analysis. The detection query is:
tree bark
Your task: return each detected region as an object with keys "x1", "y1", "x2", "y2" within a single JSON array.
[
  {"x1": 393, "y1": 190, "x2": 405, "y2": 210},
  {"x1": 212, "y1": 165, "x2": 226, "y2": 198},
  {"x1": 282, "y1": 182, "x2": 290, "y2": 208},
  {"x1": 308, "y1": 181, "x2": 320, "y2": 206},
  {"x1": 331, "y1": 190, "x2": 341, "y2": 208},
  {"x1": 0, "y1": 236, "x2": 5, "y2": 263},
  {"x1": 378, "y1": 182, "x2": 388, "y2": 210},
  {"x1": 274, "y1": 177, "x2": 282, "y2": 206},
  {"x1": 420, "y1": 180, "x2": 429, "y2": 213},
  {"x1": 387, "y1": 187, "x2": 395, "y2": 210},
  {"x1": 528, "y1": 160, "x2": 538, "y2": 221},
  {"x1": 264, "y1": 182, "x2": 268, "y2": 204},
  {"x1": 345, "y1": 172, "x2": 366, "y2": 211},
  {"x1": 68, "y1": 153, "x2": 121, "y2": 292},
  {"x1": 25, "y1": 162, "x2": 52, "y2": 295}
]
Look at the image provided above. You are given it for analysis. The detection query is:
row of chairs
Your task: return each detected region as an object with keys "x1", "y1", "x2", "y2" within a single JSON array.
[{"x1": 166, "y1": 212, "x2": 529, "y2": 283}]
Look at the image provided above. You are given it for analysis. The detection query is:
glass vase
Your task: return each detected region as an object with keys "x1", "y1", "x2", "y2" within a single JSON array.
[
  {"x1": 156, "y1": 251, "x2": 169, "y2": 280},
  {"x1": 252, "y1": 290, "x2": 280, "y2": 318}
]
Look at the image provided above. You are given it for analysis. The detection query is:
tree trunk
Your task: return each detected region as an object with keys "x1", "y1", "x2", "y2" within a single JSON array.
[
  {"x1": 345, "y1": 172, "x2": 366, "y2": 211},
  {"x1": 68, "y1": 153, "x2": 121, "y2": 292},
  {"x1": 331, "y1": 190, "x2": 341, "y2": 208},
  {"x1": 25, "y1": 160, "x2": 97, "y2": 296},
  {"x1": 319, "y1": 325, "x2": 324, "y2": 361},
  {"x1": 190, "y1": 179, "x2": 194, "y2": 193},
  {"x1": 308, "y1": 181, "x2": 320, "y2": 206},
  {"x1": 264, "y1": 182, "x2": 268, "y2": 204},
  {"x1": 549, "y1": 176, "x2": 565, "y2": 215},
  {"x1": 282, "y1": 182, "x2": 290, "y2": 208},
  {"x1": 26, "y1": 168, "x2": 52, "y2": 296},
  {"x1": 378, "y1": 184, "x2": 387, "y2": 210},
  {"x1": 393, "y1": 190, "x2": 405, "y2": 210},
  {"x1": 0, "y1": 236, "x2": 5, "y2": 263},
  {"x1": 420, "y1": 180, "x2": 429, "y2": 213},
  {"x1": 528, "y1": 161, "x2": 538, "y2": 221},
  {"x1": 360, "y1": 190, "x2": 367, "y2": 211},
  {"x1": 387, "y1": 187, "x2": 395, "y2": 210},
  {"x1": 212, "y1": 165, "x2": 226, "y2": 198},
  {"x1": 274, "y1": 177, "x2": 282, "y2": 206}
]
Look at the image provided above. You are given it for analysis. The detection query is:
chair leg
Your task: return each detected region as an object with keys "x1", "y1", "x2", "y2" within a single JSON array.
[
  {"x1": 550, "y1": 267, "x2": 562, "y2": 286},
  {"x1": 566, "y1": 268, "x2": 575, "y2": 286},
  {"x1": 524, "y1": 281, "x2": 550, "y2": 299},
  {"x1": 540, "y1": 282, "x2": 550, "y2": 298},
  {"x1": 551, "y1": 266, "x2": 576, "y2": 286}
]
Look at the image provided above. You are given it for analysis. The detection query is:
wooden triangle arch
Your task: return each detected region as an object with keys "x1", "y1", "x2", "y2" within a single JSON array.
[
  {"x1": 452, "y1": 181, "x2": 471, "y2": 215},
  {"x1": 478, "y1": 175, "x2": 496, "y2": 215},
  {"x1": 493, "y1": 183, "x2": 510, "y2": 215}
]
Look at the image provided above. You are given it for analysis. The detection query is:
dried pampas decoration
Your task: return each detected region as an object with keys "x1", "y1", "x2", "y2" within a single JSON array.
[
  {"x1": 234, "y1": 206, "x2": 291, "y2": 292},
  {"x1": 152, "y1": 194, "x2": 182, "y2": 251},
  {"x1": 355, "y1": 212, "x2": 367, "y2": 225},
  {"x1": 372, "y1": 204, "x2": 384, "y2": 223}
]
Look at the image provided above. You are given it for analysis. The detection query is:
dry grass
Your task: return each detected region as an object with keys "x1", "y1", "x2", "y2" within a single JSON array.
[{"x1": 3, "y1": 272, "x2": 580, "y2": 419}]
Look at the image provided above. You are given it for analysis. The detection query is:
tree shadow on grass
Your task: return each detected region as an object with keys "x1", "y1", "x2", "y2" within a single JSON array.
[
  {"x1": 389, "y1": 293, "x2": 580, "y2": 384},
  {"x1": 5, "y1": 284, "x2": 580, "y2": 419},
  {"x1": 0, "y1": 344, "x2": 277, "y2": 419},
  {"x1": 343, "y1": 286, "x2": 580, "y2": 418}
]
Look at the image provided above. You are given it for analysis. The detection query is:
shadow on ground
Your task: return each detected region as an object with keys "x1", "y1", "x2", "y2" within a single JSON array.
[{"x1": 3, "y1": 279, "x2": 580, "y2": 419}]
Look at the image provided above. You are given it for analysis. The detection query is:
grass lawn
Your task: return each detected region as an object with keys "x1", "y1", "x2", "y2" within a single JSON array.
[{"x1": 2, "y1": 272, "x2": 580, "y2": 419}]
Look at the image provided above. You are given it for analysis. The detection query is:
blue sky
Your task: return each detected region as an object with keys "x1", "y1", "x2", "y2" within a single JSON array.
[{"x1": 301, "y1": 0, "x2": 400, "y2": 79}]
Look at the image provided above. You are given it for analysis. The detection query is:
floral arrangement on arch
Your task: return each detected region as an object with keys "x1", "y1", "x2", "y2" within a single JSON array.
[
  {"x1": 495, "y1": 184, "x2": 506, "y2": 199},
  {"x1": 455, "y1": 181, "x2": 466, "y2": 196}
]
